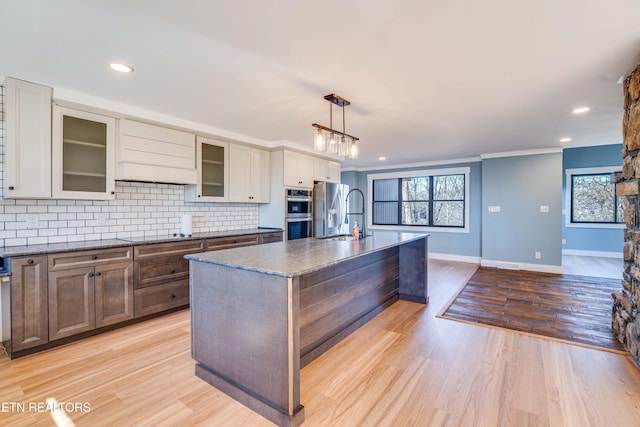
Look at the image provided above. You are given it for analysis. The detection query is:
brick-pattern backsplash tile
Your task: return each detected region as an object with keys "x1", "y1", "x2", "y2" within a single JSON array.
[
  {"x1": 0, "y1": 85, "x2": 260, "y2": 247},
  {"x1": 0, "y1": 181, "x2": 259, "y2": 247}
]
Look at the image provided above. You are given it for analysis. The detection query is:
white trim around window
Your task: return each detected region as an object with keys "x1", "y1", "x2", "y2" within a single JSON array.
[
  {"x1": 564, "y1": 166, "x2": 624, "y2": 229},
  {"x1": 367, "y1": 166, "x2": 471, "y2": 234}
]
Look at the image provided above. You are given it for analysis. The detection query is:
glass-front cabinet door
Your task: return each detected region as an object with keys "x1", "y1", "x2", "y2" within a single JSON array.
[
  {"x1": 185, "y1": 136, "x2": 228, "y2": 202},
  {"x1": 52, "y1": 105, "x2": 115, "y2": 200},
  {"x1": 201, "y1": 141, "x2": 226, "y2": 198}
]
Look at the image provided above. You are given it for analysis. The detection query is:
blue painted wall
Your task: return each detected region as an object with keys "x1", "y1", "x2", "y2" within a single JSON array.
[
  {"x1": 342, "y1": 161, "x2": 482, "y2": 258},
  {"x1": 481, "y1": 152, "x2": 563, "y2": 267},
  {"x1": 562, "y1": 145, "x2": 623, "y2": 254}
]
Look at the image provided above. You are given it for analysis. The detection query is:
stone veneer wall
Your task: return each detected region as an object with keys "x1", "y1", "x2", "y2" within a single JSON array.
[
  {"x1": 0, "y1": 84, "x2": 259, "y2": 247},
  {"x1": 613, "y1": 64, "x2": 640, "y2": 366}
]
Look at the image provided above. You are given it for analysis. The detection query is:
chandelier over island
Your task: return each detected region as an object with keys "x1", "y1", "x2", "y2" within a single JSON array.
[{"x1": 312, "y1": 93, "x2": 359, "y2": 159}]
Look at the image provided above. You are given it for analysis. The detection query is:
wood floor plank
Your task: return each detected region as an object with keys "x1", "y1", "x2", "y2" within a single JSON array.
[{"x1": 440, "y1": 267, "x2": 625, "y2": 352}]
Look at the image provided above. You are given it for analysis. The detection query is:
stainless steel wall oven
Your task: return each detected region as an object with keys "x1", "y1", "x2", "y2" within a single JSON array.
[{"x1": 285, "y1": 189, "x2": 313, "y2": 240}]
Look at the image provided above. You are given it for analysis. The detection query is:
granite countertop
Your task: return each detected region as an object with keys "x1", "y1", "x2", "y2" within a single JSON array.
[
  {"x1": 185, "y1": 231, "x2": 429, "y2": 278},
  {"x1": 0, "y1": 228, "x2": 282, "y2": 259}
]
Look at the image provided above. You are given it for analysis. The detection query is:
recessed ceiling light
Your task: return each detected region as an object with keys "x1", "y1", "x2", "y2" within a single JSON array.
[
  {"x1": 109, "y1": 62, "x2": 134, "y2": 73},
  {"x1": 378, "y1": 156, "x2": 386, "y2": 161},
  {"x1": 572, "y1": 106, "x2": 590, "y2": 114},
  {"x1": 559, "y1": 137, "x2": 572, "y2": 143}
]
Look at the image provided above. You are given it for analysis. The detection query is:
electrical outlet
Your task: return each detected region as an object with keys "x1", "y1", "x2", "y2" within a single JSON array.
[
  {"x1": 535, "y1": 251, "x2": 541, "y2": 259},
  {"x1": 540, "y1": 205, "x2": 549, "y2": 213},
  {"x1": 26, "y1": 214, "x2": 39, "y2": 229},
  {"x1": 488, "y1": 206, "x2": 501, "y2": 213}
]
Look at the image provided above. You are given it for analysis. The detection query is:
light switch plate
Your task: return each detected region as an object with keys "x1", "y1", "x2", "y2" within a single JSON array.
[{"x1": 488, "y1": 206, "x2": 501, "y2": 213}]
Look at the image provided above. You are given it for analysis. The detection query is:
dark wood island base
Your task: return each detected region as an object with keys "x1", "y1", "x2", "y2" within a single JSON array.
[{"x1": 188, "y1": 233, "x2": 428, "y2": 426}]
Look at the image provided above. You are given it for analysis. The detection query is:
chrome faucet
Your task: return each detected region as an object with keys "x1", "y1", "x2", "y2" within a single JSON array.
[{"x1": 345, "y1": 188, "x2": 366, "y2": 239}]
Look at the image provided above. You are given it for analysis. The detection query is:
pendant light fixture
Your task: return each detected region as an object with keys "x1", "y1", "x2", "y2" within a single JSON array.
[{"x1": 312, "y1": 94, "x2": 359, "y2": 159}]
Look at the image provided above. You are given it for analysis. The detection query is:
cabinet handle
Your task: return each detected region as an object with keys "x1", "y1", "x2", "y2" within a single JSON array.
[
  {"x1": 96, "y1": 272, "x2": 102, "y2": 276},
  {"x1": 111, "y1": 191, "x2": 115, "y2": 195},
  {"x1": 171, "y1": 294, "x2": 176, "y2": 299},
  {"x1": 232, "y1": 240, "x2": 237, "y2": 244},
  {"x1": 27, "y1": 259, "x2": 34, "y2": 264},
  {"x1": 8, "y1": 186, "x2": 15, "y2": 190},
  {"x1": 92, "y1": 255, "x2": 98, "y2": 260},
  {"x1": 89, "y1": 272, "x2": 95, "y2": 277},
  {"x1": 171, "y1": 270, "x2": 176, "y2": 274},
  {"x1": 198, "y1": 195, "x2": 201, "y2": 198}
]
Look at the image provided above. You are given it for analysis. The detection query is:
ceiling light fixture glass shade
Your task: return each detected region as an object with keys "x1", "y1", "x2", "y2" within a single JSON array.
[
  {"x1": 348, "y1": 139, "x2": 359, "y2": 159},
  {"x1": 338, "y1": 135, "x2": 349, "y2": 157},
  {"x1": 314, "y1": 128, "x2": 326, "y2": 151},
  {"x1": 312, "y1": 94, "x2": 360, "y2": 159},
  {"x1": 327, "y1": 132, "x2": 338, "y2": 154}
]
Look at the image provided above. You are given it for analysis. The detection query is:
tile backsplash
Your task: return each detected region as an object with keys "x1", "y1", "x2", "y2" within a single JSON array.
[{"x1": 0, "y1": 85, "x2": 259, "y2": 247}]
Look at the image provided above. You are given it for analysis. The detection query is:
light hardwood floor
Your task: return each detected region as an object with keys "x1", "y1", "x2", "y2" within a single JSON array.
[
  {"x1": 562, "y1": 255, "x2": 623, "y2": 279},
  {"x1": 2, "y1": 260, "x2": 640, "y2": 426}
]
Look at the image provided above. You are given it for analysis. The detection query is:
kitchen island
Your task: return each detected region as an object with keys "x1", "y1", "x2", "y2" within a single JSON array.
[{"x1": 187, "y1": 232, "x2": 428, "y2": 427}]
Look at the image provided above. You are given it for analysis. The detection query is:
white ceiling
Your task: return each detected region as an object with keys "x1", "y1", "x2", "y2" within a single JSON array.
[{"x1": 1, "y1": 0, "x2": 640, "y2": 168}]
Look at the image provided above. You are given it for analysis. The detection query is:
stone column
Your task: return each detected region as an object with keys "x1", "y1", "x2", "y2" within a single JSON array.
[{"x1": 613, "y1": 64, "x2": 640, "y2": 366}]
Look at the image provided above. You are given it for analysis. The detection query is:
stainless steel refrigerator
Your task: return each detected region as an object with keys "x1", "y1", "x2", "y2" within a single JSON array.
[{"x1": 313, "y1": 182, "x2": 349, "y2": 237}]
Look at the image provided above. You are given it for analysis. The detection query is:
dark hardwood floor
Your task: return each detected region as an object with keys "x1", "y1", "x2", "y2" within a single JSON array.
[{"x1": 440, "y1": 267, "x2": 625, "y2": 352}]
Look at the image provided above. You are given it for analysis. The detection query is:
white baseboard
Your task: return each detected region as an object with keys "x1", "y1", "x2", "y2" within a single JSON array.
[
  {"x1": 562, "y1": 249, "x2": 623, "y2": 258},
  {"x1": 480, "y1": 259, "x2": 563, "y2": 274},
  {"x1": 428, "y1": 253, "x2": 562, "y2": 273},
  {"x1": 428, "y1": 252, "x2": 481, "y2": 264}
]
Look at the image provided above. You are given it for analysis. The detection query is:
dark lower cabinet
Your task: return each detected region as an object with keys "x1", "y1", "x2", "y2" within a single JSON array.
[
  {"x1": 133, "y1": 240, "x2": 204, "y2": 318},
  {"x1": 260, "y1": 231, "x2": 283, "y2": 244},
  {"x1": 134, "y1": 280, "x2": 190, "y2": 317},
  {"x1": 7, "y1": 231, "x2": 282, "y2": 358},
  {"x1": 95, "y1": 261, "x2": 134, "y2": 327},
  {"x1": 48, "y1": 248, "x2": 134, "y2": 341},
  {"x1": 48, "y1": 267, "x2": 95, "y2": 341},
  {"x1": 10, "y1": 256, "x2": 48, "y2": 351}
]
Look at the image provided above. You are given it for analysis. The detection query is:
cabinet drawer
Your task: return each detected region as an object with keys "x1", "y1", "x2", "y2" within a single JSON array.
[
  {"x1": 205, "y1": 234, "x2": 260, "y2": 251},
  {"x1": 134, "y1": 240, "x2": 204, "y2": 259},
  {"x1": 260, "y1": 232, "x2": 283, "y2": 244},
  {"x1": 134, "y1": 280, "x2": 189, "y2": 318},
  {"x1": 135, "y1": 255, "x2": 190, "y2": 289},
  {"x1": 49, "y1": 247, "x2": 132, "y2": 271}
]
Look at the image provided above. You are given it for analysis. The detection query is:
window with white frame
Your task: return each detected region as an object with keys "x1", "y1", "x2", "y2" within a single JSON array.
[
  {"x1": 368, "y1": 167, "x2": 470, "y2": 233},
  {"x1": 565, "y1": 166, "x2": 623, "y2": 228}
]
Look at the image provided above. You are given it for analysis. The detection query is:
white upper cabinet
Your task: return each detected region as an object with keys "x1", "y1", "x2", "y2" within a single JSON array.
[
  {"x1": 229, "y1": 144, "x2": 270, "y2": 203},
  {"x1": 283, "y1": 151, "x2": 314, "y2": 189},
  {"x1": 5, "y1": 77, "x2": 52, "y2": 198},
  {"x1": 118, "y1": 119, "x2": 197, "y2": 184},
  {"x1": 52, "y1": 105, "x2": 116, "y2": 200},
  {"x1": 185, "y1": 137, "x2": 229, "y2": 202},
  {"x1": 327, "y1": 161, "x2": 341, "y2": 183},
  {"x1": 313, "y1": 157, "x2": 341, "y2": 183}
]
